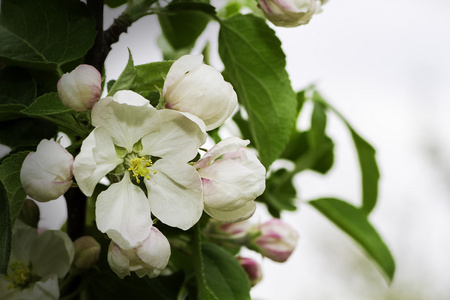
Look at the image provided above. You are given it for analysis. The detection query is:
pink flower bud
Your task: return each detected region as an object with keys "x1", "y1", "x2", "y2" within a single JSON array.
[
  {"x1": 257, "y1": 0, "x2": 317, "y2": 27},
  {"x1": 73, "y1": 236, "x2": 101, "y2": 270},
  {"x1": 194, "y1": 137, "x2": 266, "y2": 222},
  {"x1": 254, "y1": 219, "x2": 299, "y2": 262},
  {"x1": 107, "y1": 227, "x2": 171, "y2": 279},
  {"x1": 237, "y1": 256, "x2": 263, "y2": 286},
  {"x1": 20, "y1": 139, "x2": 73, "y2": 202},
  {"x1": 163, "y1": 55, "x2": 237, "y2": 131},
  {"x1": 57, "y1": 64, "x2": 102, "y2": 111}
]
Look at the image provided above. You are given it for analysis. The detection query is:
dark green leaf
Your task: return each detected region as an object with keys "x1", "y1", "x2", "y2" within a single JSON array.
[
  {"x1": 0, "y1": 152, "x2": 29, "y2": 228},
  {"x1": 0, "y1": 0, "x2": 96, "y2": 72},
  {"x1": 0, "y1": 118, "x2": 58, "y2": 148},
  {"x1": 201, "y1": 242, "x2": 251, "y2": 300},
  {"x1": 158, "y1": 2, "x2": 212, "y2": 50},
  {"x1": 104, "y1": 0, "x2": 127, "y2": 8},
  {"x1": 0, "y1": 181, "x2": 11, "y2": 274},
  {"x1": 219, "y1": 14, "x2": 297, "y2": 168},
  {"x1": 0, "y1": 67, "x2": 36, "y2": 121},
  {"x1": 313, "y1": 92, "x2": 379, "y2": 214},
  {"x1": 309, "y1": 198, "x2": 395, "y2": 282},
  {"x1": 107, "y1": 50, "x2": 137, "y2": 96},
  {"x1": 21, "y1": 92, "x2": 72, "y2": 115}
]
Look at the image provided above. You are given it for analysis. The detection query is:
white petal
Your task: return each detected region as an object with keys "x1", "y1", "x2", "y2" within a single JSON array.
[
  {"x1": 107, "y1": 241, "x2": 133, "y2": 279},
  {"x1": 12, "y1": 274, "x2": 59, "y2": 300},
  {"x1": 204, "y1": 200, "x2": 256, "y2": 222},
  {"x1": 73, "y1": 127, "x2": 123, "y2": 196},
  {"x1": 91, "y1": 92, "x2": 160, "y2": 152},
  {"x1": 96, "y1": 174, "x2": 153, "y2": 250},
  {"x1": 30, "y1": 230, "x2": 74, "y2": 278},
  {"x1": 162, "y1": 54, "x2": 203, "y2": 96},
  {"x1": 135, "y1": 227, "x2": 171, "y2": 278},
  {"x1": 194, "y1": 137, "x2": 250, "y2": 169},
  {"x1": 10, "y1": 222, "x2": 36, "y2": 263},
  {"x1": 144, "y1": 159, "x2": 203, "y2": 230},
  {"x1": 140, "y1": 109, "x2": 206, "y2": 162}
]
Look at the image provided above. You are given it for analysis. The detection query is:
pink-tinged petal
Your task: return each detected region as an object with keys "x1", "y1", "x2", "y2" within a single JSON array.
[
  {"x1": 91, "y1": 91, "x2": 160, "y2": 152},
  {"x1": 144, "y1": 159, "x2": 203, "y2": 230},
  {"x1": 107, "y1": 242, "x2": 133, "y2": 279},
  {"x1": 140, "y1": 109, "x2": 206, "y2": 162},
  {"x1": 30, "y1": 230, "x2": 74, "y2": 278},
  {"x1": 194, "y1": 137, "x2": 249, "y2": 169},
  {"x1": 162, "y1": 54, "x2": 203, "y2": 96},
  {"x1": 135, "y1": 227, "x2": 171, "y2": 278},
  {"x1": 73, "y1": 127, "x2": 123, "y2": 197},
  {"x1": 96, "y1": 174, "x2": 153, "y2": 250},
  {"x1": 204, "y1": 200, "x2": 256, "y2": 222}
]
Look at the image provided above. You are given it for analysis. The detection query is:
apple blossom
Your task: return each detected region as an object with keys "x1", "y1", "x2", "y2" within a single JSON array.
[
  {"x1": 0, "y1": 221, "x2": 74, "y2": 300},
  {"x1": 237, "y1": 256, "x2": 263, "y2": 287},
  {"x1": 194, "y1": 137, "x2": 266, "y2": 222},
  {"x1": 252, "y1": 219, "x2": 299, "y2": 262},
  {"x1": 162, "y1": 54, "x2": 238, "y2": 131},
  {"x1": 20, "y1": 139, "x2": 73, "y2": 202},
  {"x1": 57, "y1": 64, "x2": 102, "y2": 111},
  {"x1": 73, "y1": 90, "x2": 206, "y2": 250},
  {"x1": 257, "y1": 0, "x2": 317, "y2": 27},
  {"x1": 108, "y1": 227, "x2": 171, "y2": 279},
  {"x1": 73, "y1": 236, "x2": 101, "y2": 270}
]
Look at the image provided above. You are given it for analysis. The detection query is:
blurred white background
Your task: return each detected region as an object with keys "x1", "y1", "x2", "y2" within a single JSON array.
[{"x1": 31, "y1": 0, "x2": 450, "y2": 299}]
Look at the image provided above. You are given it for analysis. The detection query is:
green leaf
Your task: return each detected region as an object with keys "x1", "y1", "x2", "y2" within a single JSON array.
[
  {"x1": 313, "y1": 92, "x2": 379, "y2": 214},
  {"x1": 132, "y1": 61, "x2": 174, "y2": 94},
  {"x1": 0, "y1": 0, "x2": 96, "y2": 72},
  {"x1": 219, "y1": 14, "x2": 297, "y2": 168},
  {"x1": 107, "y1": 50, "x2": 137, "y2": 96},
  {"x1": 21, "y1": 92, "x2": 72, "y2": 115},
  {"x1": 105, "y1": 0, "x2": 127, "y2": 8},
  {"x1": 0, "y1": 118, "x2": 58, "y2": 148},
  {"x1": 201, "y1": 242, "x2": 251, "y2": 300},
  {"x1": 309, "y1": 198, "x2": 395, "y2": 282},
  {"x1": 158, "y1": 2, "x2": 213, "y2": 50},
  {"x1": 0, "y1": 67, "x2": 36, "y2": 121},
  {"x1": 0, "y1": 181, "x2": 11, "y2": 274},
  {"x1": 0, "y1": 152, "x2": 29, "y2": 228}
]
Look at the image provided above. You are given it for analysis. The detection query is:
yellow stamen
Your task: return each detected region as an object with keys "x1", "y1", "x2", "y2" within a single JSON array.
[
  {"x1": 7, "y1": 261, "x2": 31, "y2": 289},
  {"x1": 128, "y1": 157, "x2": 154, "y2": 183}
]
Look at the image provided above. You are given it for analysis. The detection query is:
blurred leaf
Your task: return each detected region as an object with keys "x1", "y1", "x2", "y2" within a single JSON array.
[
  {"x1": 0, "y1": 118, "x2": 57, "y2": 148},
  {"x1": 158, "y1": 2, "x2": 213, "y2": 50},
  {"x1": 219, "y1": 14, "x2": 297, "y2": 168},
  {"x1": 21, "y1": 92, "x2": 71, "y2": 115},
  {"x1": 157, "y1": 35, "x2": 192, "y2": 61},
  {"x1": 0, "y1": 182, "x2": 11, "y2": 274},
  {"x1": 313, "y1": 92, "x2": 379, "y2": 214},
  {"x1": 201, "y1": 242, "x2": 251, "y2": 300},
  {"x1": 0, "y1": 0, "x2": 95, "y2": 72},
  {"x1": 309, "y1": 198, "x2": 395, "y2": 282},
  {"x1": 0, "y1": 67, "x2": 36, "y2": 121},
  {"x1": 0, "y1": 152, "x2": 29, "y2": 229},
  {"x1": 107, "y1": 50, "x2": 137, "y2": 96}
]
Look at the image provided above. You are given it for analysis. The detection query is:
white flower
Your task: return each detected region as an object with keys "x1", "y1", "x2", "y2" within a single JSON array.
[
  {"x1": 194, "y1": 137, "x2": 266, "y2": 222},
  {"x1": 257, "y1": 0, "x2": 317, "y2": 27},
  {"x1": 162, "y1": 55, "x2": 238, "y2": 131},
  {"x1": 107, "y1": 227, "x2": 171, "y2": 279},
  {"x1": 73, "y1": 90, "x2": 206, "y2": 250},
  {"x1": 0, "y1": 221, "x2": 74, "y2": 300},
  {"x1": 253, "y1": 219, "x2": 299, "y2": 262},
  {"x1": 57, "y1": 64, "x2": 102, "y2": 111},
  {"x1": 20, "y1": 139, "x2": 73, "y2": 202}
]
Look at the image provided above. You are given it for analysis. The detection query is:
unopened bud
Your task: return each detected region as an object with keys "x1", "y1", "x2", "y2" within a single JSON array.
[
  {"x1": 18, "y1": 199, "x2": 40, "y2": 228},
  {"x1": 57, "y1": 64, "x2": 102, "y2": 111},
  {"x1": 73, "y1": 236, "x2": 101, "y2": 270},
  {"x1": 257, "y1": 0, "x2": 317, "y2": 27},
  {"x1": 237, "y1": 256, "x2": 263, "y2": 286},
  {"x1": 252, "y1": 219, "x2": 299, "y2": 262}
]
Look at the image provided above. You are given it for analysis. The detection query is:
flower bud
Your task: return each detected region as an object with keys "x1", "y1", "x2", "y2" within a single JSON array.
[
  {"x1": 57, "y1": 64, "x2": 102, "y2": 111},
  {"x1": 20, "y1": 139, "x2": 73, "y2": 202},
  {"x1": 237, "y1": 256, "x2": 263, "y2": 286},
  {"x1": 73, "y1": 236, "x2": 101, "y2": 270},
  {"x1": 194, "y1": 137, "x2": 266, "y2": 222},
  {"x1": 108, "y1": 227, "x2": 170, "y2": 279},
  {"x1": 163, "y1": 54, "x2": 237, "y2": 131},
  {"x1": 18, "y1": 198, "x2": 40, "y2": 228},
  {"x1": 253, "y1": 219, "x2": 299, "y2": 262},
  {"x1": 257, "y1": 0, "x2": 317, "y2": 27}
]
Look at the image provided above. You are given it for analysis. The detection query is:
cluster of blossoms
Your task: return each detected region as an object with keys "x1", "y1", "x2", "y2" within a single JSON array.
[
  {"x1": 257, "y1": 0, "x2": 329, "y2": 27},
  {"x1": 19, "y1": 54, "x2": 267, "y2": 280},
  {"x1": 204, "y1": 218, "x2": 299, "y2": 286}
]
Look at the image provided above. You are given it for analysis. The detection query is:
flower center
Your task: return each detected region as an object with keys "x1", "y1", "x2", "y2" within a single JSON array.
[
  {"x1": 7, "y1": 261, "x2": 32, "y2": 290},
  {"x1": 127, "y1": 156, "x2": 157, "y2": 183}
]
